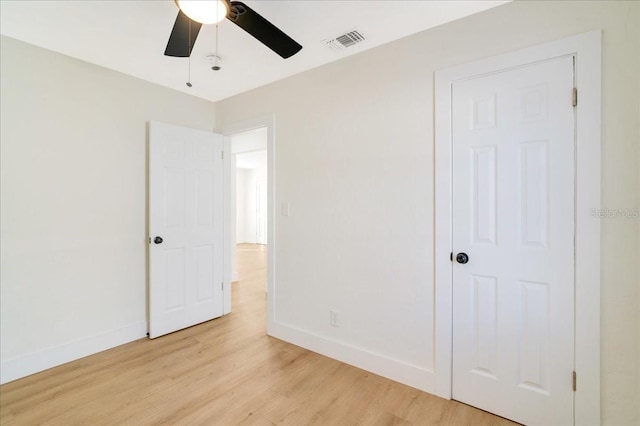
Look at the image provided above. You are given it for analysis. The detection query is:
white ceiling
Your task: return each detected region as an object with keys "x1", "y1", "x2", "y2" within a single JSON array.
[{"x1": 0, "y1": 0, "x2": 509, "y2": 102}]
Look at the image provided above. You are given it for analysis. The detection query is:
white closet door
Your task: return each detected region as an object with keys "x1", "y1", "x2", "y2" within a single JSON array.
[{"x1": 452, "y1": 56, "x2": 575, "y2": 425}]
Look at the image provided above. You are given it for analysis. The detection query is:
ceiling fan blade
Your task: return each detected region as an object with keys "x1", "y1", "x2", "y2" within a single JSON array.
[
  {"x1": 227, "y1": 1, "x2": 302, "y2": 59},
  {"x1": 164, "y1": 10, "x2": 202, "y2": 57}
]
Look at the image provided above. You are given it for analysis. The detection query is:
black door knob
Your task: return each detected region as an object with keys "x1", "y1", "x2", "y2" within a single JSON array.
[
  {"x1": 154, "y1": 236, "x2": 163, "y2": 244},
  {"x1": 456, "y1": 252, "x2": 469, "y2": 264}
]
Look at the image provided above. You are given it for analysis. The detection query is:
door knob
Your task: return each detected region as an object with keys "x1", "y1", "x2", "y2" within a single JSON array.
[
  {"x1": 153, "y1": 236, "x2": 163, "y2": 244},
  {"x1": 456, "y1": 252, "x2": 469, "y2": 264}
]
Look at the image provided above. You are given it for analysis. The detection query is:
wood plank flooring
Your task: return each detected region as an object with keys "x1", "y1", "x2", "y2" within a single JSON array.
[{"x1": 0, "y1": 244, "x2": 515, "y2": 425}]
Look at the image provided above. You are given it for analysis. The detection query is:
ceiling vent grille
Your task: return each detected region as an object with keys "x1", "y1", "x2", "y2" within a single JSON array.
[{"x1": 324, "y1": 30, "x2": 366, "y2": 52}]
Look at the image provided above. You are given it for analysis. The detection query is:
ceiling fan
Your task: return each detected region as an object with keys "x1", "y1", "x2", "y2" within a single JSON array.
[{"x1": 165, "y1": 0, "x2": 303, "y2": 59}]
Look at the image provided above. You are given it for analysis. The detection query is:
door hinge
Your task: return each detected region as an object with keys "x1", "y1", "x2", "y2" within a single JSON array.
[
  {"x1": 572, "y1": 87, "x2": 578, "y2": 107},
  {"x1": 450, "y1": 252, "x2": 453, "y2": 262},
  {"x1": 221, "y1": 151, "x2": 224, "y2": 160},
  {"x1": 221, "y1": 282, "x2": 224, "y2": 291},
  {"x1": 573, "y1": 371, "x2": 577, "y2": 391}
]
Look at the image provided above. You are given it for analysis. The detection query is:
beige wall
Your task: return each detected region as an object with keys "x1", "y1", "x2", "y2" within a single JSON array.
[
  {"x1": 0, "y1": 36, "x2": 216, "y2": 382},
  {"x1": 215, "y1": 1, "x2": 639, "y2": 424}
]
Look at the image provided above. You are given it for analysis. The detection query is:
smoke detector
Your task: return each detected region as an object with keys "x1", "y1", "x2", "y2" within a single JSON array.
[{"x1": 206, "y1": 54, "x2": 222, "y2": 71}]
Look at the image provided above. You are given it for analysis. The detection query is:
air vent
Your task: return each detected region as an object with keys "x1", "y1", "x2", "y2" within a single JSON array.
[{"x1": 324, "y1": 30, "x2": 366, "y2": 52}]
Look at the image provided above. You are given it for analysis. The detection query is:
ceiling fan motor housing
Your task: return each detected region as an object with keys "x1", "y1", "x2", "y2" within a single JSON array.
[{"x1": 165, "y1": 1, "x2": 302, "y2": 59}]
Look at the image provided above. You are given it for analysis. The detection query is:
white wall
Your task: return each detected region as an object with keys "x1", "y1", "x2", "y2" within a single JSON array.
[
  {"x1": 0, "y1": 36, "x2": 216, "y2": 383},
  {"x1": 236, "y1": 168, "x2": 249, "y2": 244},
  {"x1": 215, "y1": 1, "x2": 639, "y2": 424},
  {"x1": 230, "y1": 127, "x2": 268, "y2": 154},
  {"x1": 236, "y1": 151, "x2": 267, "y2": 244}
]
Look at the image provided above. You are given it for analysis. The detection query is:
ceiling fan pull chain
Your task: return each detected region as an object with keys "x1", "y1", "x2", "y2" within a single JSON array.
[
  {"x1": 186, "y1": 20, "x2": 193, "y2": 87},
  {"x1": 212, "y1": 22, "x2": 221, "y2": 71}
]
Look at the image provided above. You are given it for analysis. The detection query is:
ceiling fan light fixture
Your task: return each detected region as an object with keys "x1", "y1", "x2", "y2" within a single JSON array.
[{"x1": 175, "y1": 0, "x2": 228, "y2": 24}]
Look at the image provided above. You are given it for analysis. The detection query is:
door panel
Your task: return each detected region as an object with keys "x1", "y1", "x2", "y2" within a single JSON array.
[
  {"x1": 452, "y1": 56, "x2": 575, "y2": 425},
  {"x1": 149, "y1": 122, "x2": 224, "y2": 339}
]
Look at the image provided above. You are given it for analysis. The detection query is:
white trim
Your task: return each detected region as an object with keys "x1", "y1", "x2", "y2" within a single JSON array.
[
  {"x1": 0, "y1": 321, "x2": 147, "y2": 385},
  {"x1": 269, "y1": 320, "x2": 434, "y2": 393},
  {"x1": 434, "y1": 30, "x2": 601, "y2": 424},
  {"x1": 219, "y1": 114, "x2": 276, "y2": 325}
]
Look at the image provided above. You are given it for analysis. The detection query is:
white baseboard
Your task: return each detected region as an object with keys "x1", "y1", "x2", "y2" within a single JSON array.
[
  {"x1": 232, "y1": 270, "x2": 239, "y2": 282},
  {"x1": 0, "y1": 321, "x2": 147, "y2": 385},
  {"x1": 268, "y1": 320, "x2": 435, "y2": 393}
]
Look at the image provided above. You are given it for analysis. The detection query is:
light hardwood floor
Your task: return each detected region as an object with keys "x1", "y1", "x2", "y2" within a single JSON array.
[{"x1": 0, "y1": 244, "x2": 516, "y2": 425}]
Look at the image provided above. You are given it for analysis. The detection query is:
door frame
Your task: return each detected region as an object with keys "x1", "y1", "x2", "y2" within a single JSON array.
[
  {"x1": 219, "y1": 114, "x2": 275, "y2": 322},
  {"x1": 434, "y1": 31, "x2": 601, "y2": 424}
]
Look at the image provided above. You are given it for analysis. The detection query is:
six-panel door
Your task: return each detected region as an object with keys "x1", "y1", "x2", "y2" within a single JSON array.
[
  {"x1": 149, "y1": 122, "x2": 224, "y2": 339},
  {"x1": 451, "y1": 56, "x2": 575, "y2": 425}
]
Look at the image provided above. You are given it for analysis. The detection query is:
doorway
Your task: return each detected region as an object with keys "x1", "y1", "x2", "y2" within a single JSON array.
[{"x1": 228, "y1": 127, "x2": 269, "y2": 307}]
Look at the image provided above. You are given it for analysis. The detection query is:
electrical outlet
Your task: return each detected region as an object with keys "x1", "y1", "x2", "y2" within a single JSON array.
[{"x1": 330, "y1": 310, "x2": 340, "y2": 327}]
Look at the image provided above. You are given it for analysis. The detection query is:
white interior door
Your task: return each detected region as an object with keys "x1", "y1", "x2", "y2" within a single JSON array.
[
  {"x1": 149, "y1": 122, "x2": 224, "y2": 339},
  {"x1": 451, "y1": 56, "x2": 575, "y2": 425}
]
